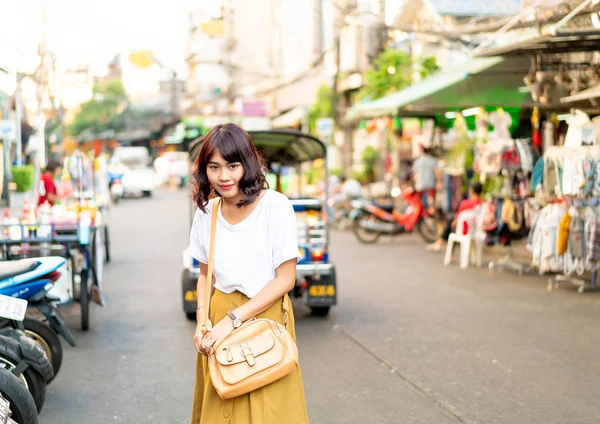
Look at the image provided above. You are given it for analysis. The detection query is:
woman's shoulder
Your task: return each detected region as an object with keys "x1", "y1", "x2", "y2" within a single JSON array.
[
  {"x1": 193, "y1": 198, "x2": 219, "y2": 221},
  {"x1": 263, "y1": 189, "x2": 294, "y2": 210}
]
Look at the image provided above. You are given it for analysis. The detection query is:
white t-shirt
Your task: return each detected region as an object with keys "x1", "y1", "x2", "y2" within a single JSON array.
[{"x1": 187, "y1": 189, "x2": 301, "y2": 298}]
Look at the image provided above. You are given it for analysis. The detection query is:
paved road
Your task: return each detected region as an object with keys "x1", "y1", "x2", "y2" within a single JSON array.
[{"x1": 41, "y1": 189, "x2": 600, "y2": 424}]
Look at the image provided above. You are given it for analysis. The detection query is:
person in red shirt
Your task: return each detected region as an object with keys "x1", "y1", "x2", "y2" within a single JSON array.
[
  {"x1": 426, "y1": 181, "x2": 483, "y2": 252},
  {"x1": 37, "y1": 159, "x2": 62, "y2": 206}
]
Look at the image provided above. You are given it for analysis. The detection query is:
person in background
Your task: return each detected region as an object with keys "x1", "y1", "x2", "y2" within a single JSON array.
[
  {"x1": 339, "y1": 175, "x2": 362, "y2": 201},
  {"x1": 426, "y1": 181, "x2": 484, "y2": 252},
  {"x1": 37, "y1": 159, "x2": 62, "y2": 206},
  {"x1": 412, "y1": 145, "x2": 439, "y2": 215}
]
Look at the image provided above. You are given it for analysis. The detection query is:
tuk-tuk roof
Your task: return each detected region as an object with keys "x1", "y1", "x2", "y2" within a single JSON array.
[{"x1": 188, "y1": 129, "x2": 326, "y2": 166}]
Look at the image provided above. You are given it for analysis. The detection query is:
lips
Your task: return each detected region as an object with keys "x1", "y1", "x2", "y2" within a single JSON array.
[{"x1": 220, "y1": 184, "x2": 234, "y2": 191}]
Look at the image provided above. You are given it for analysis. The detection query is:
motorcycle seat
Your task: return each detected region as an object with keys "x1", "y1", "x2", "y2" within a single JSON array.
[
  {"x1": 0, "y1": 259, "x2": 39, "y2": 281},
  {"x1": 374, "y1": 201, "x2": 394, "y2": 213}
]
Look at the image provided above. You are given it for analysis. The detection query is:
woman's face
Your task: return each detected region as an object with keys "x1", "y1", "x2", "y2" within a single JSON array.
[{"x1": 207, "y1": 150, "x2": 244, "y2": 199}]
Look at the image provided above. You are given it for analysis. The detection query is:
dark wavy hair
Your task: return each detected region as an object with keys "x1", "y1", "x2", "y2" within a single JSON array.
[{"x1": 191, "y1": 123, "x2": 268, "y2": 212}]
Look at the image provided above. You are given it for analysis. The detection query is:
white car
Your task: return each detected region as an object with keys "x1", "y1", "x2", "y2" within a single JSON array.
[{"x1": 112, "y1": 147, "x2": 158, "y2": 197}]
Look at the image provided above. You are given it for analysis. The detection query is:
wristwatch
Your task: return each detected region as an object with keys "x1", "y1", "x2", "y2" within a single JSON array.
[{"x1": 226, "y1": 311, "x2": 242, "y2": 329}]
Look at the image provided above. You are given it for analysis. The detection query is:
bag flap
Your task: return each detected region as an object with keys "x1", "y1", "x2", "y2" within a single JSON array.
[{"x1": 215, "y1": 331, "x2": 276, "y2": 366}]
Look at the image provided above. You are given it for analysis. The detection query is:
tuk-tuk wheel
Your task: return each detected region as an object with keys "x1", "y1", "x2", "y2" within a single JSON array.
[
  {"x1": 310, "y1": 306, "x2": 330, "y2": 317},
  {"x1": 186, "y1": 313, "x2": 196, "y2": 321}
]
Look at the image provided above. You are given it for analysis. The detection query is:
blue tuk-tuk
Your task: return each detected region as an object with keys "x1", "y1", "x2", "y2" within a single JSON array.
[{"x1": 181, "y1": 129, "x2": 337, "y2": 318}]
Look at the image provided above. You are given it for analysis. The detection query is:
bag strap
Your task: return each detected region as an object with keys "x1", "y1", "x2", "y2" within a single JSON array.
[{"x1": 200, "y1": 198, "x2": 221, "y2": 335}]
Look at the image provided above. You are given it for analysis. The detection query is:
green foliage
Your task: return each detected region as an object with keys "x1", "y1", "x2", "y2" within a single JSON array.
[
  {"x1": 304, "y1": 167, "x2": 316, "y2": 185},
  {"x1": 68, "y1": 80, "x2": 128, "y2": 137},
  {"x1": 350, "y1": 170, "x2": 368, "y2": 184},
  {"x1": 362, "y1": 146, "x2": 378, "y2": 182},
  {"x1": 329, "y1": 168, "x2": 343, "y2": 177},
  {"x1": 11, "y1": 166, "x2": 35, "y2": 192},
  {"x1": 419, "y1": 56, "x2": 440, "y2": 79},
  {"x1": 308, "y1": 85, "x2": 333, "y2": 134},
  {"x1": 359, "y1": 48, "x2": 439, "y2": 100}
]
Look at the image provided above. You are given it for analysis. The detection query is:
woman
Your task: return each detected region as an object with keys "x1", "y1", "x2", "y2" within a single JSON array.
[{"x1": 188, "y1": 123, "x2": 309, "y2": 424}]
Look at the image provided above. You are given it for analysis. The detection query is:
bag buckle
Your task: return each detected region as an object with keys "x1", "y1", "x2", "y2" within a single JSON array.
[{"x1": 240, "y1": 343, "x2": 256, "y2": 367}]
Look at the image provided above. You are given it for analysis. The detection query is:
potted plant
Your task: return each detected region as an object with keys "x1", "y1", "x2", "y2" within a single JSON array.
[
  {"x1": 362, "y1": 146, "x2": 378, "y2": 183},
  {"x1": 9, "y1": 165, "x2": 35, "y2": 210}
]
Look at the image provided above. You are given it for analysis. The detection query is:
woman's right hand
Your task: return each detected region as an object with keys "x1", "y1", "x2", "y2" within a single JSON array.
[{"x1": 194, "y1": 319, "x2": 213, "y2": 355}]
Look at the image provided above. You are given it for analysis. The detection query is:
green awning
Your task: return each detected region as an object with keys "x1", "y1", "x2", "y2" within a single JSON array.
[{"x1": 346, "y1": 56, "x2": 531, "y2": 120}]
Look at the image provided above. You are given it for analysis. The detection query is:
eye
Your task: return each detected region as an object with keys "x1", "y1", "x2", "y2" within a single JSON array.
[
  {"x1": 208, "y1": 165, "x2": 218, "y2": 171},
  {"x1": 229, "y1": 164, "x2": 239, "y2": 170}
]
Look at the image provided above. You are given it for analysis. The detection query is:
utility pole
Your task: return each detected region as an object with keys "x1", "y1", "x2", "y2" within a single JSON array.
[
  {"x1": 377, "y1": 0, "x2": 387, "y2": 54},
  {"x1": 313, "y1": 0, "x2": 324, "y2": 61},
  {"x1": 14, "y1": 73, "x2": 23, "y2": 166},
  {"x1": 35, "y1": 0, "x2": 49, "y2": 168},
  {"x1": 331, "y1": 0, "x2": 356, "y2": 174},
  {"x1": 0, "y1": 91, "x2": 9, "y2": 201},
  {"x1": 224, "y1": 3, "x2": 236, "y2": 114},
  {"x1": 170, "y1": 69, "x2": 178, "y2": 120}
]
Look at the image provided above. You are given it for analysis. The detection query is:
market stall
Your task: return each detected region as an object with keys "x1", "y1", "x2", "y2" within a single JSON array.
[{"x1": 0, "y1": 200, "x2": 104, "y2": 330}]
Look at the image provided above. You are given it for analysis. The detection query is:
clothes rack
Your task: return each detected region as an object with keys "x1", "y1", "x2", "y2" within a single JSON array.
[{"x1": 534, "y1": 145, "x2": 600, "y2": 293}]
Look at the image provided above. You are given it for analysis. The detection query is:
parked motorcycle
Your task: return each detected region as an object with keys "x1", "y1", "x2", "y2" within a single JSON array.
[
  {"x1": 0, "y1": 368, "x2": 37, "y2": 423},
  {"x1": 349, "y1": 186, "x2": 442, "y2": 244},
  {"x1": 0, "y1": 257, "x2": 76, "y2": 348},
  {"x1": 0, "y1": 294, "x2": 53, "y2": 414}
]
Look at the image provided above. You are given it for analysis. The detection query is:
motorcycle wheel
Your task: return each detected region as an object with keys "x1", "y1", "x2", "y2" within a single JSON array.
[
  {"x1": 0, "y1": 350, "x2": 46, "y2": 413},
  {"x1": 104, "y1": 225, "x2": 111, "y2": 263},
  {"x1": 310, "y1": 306, "x2": 330, "y2": 317},
  {"x1": 417, "y1": 216, "x2": 442, "y2": 244},
  {"x1": 0, "y1": 368, "x2": 38, "y2": 424},
  {"x1": 22, "y1": 319, "x2": 62, "y2": 383},
  {"x1": 80, "y1": 269, "x2": 90, "y2": 331},
  {"x1": 352, "y1": 212, "x2": 382, "y2": 244}
]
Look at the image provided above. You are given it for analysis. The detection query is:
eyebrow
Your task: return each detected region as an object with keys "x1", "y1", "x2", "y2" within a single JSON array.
[{"x1": 208, "y1": 160, "x2": 241, "y2": 165}]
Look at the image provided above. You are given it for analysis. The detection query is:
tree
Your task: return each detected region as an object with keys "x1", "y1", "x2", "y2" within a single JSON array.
[
  {"x1": 68, "y1": 80, "x2": 128, "y2": 137},
  {"x1": 359, "y1": 48, "x2": 439, "y2": 100},
  {"x1": 308, "y1": 85, "x2": 333, "y2": 134}
]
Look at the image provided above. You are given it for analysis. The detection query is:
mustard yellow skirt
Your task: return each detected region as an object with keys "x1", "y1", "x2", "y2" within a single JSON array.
[{"x1": 191, "y1": 290, "x2": 309, "y2": 424}]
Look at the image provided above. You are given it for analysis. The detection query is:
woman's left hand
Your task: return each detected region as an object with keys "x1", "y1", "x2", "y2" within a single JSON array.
[{"x1": 199, "y1": 317, "x2": 234, "y2": 355}]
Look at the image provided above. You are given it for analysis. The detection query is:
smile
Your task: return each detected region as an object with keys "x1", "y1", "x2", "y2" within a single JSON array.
[{"x1": 220, "y1": 184, "x2": 234, "y2": 191}]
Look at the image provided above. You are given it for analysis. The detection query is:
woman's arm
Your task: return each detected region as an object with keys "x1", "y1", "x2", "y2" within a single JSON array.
[
  {"x1": 232, "y1": 258, "x2": 296, "y2": 322},
  {"x1": 194, "y1": 263, "x2": 216, "y2": 355},
  {"x1": 195, "y1": 263, "x2": 216, "y2": 322}
]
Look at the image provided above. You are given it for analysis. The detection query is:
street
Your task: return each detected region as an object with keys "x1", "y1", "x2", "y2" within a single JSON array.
[{"x1": 40, "y1": 189, "x2": 600, "y2": 424}]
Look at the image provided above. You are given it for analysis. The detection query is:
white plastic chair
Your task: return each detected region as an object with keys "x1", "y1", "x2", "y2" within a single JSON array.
[{"x1": 444, "y1": 209, "x2": 480, "y2": 269}]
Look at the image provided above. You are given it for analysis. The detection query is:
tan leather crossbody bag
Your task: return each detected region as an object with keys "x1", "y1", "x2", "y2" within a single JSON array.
[{"x1": 200, "y1": 199, "x2": 299, "y2": 400}]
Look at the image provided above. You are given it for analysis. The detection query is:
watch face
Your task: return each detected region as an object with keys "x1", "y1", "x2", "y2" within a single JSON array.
[{"x1": 233, "y1": 318, "x2": 242, "y2": 328}]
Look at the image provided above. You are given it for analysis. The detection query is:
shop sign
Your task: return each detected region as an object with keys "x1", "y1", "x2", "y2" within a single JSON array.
[
  {"x1": 316, "y1": 118, "x2": 334, "y2": 137},
  {"x1": 242, "y1": 100, "x2": 267, "y2": 117},
  {"x1": 0, "y1": 120, "x2": 15, "y2": 139}
]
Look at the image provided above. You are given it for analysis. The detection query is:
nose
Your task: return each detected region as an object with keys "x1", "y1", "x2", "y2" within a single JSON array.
[{"x1": 218, "y1": 169, "x2": 231, "y2": 182}]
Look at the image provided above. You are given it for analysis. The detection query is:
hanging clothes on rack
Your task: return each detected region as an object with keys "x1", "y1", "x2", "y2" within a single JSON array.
[{"x1": 528, "y1": 145, "x2": 600, "y2": 289}]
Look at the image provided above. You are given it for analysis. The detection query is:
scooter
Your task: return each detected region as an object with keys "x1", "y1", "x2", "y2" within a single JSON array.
[
  {"x1": 108, "y1": 172, "x2": 124, "y2": 204},
  {"x1": 349, "y1": 186, "x2": 442, "y2": 244},
  {"x1": 0, "y1": 258, "x2": 76, "y2": 348}
]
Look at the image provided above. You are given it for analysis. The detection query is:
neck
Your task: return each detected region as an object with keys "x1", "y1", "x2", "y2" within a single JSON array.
[{"x1": 221, "y1": 193, "x2": 245, "y2": 208}]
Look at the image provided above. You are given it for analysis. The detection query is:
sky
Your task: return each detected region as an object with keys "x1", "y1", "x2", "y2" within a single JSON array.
[
  {"x1": 1, "y1": 0, "x2": 401, "y2": 77},
  {"x1": 2, "y1": 0, "x2": 197, "y2": 76}
]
